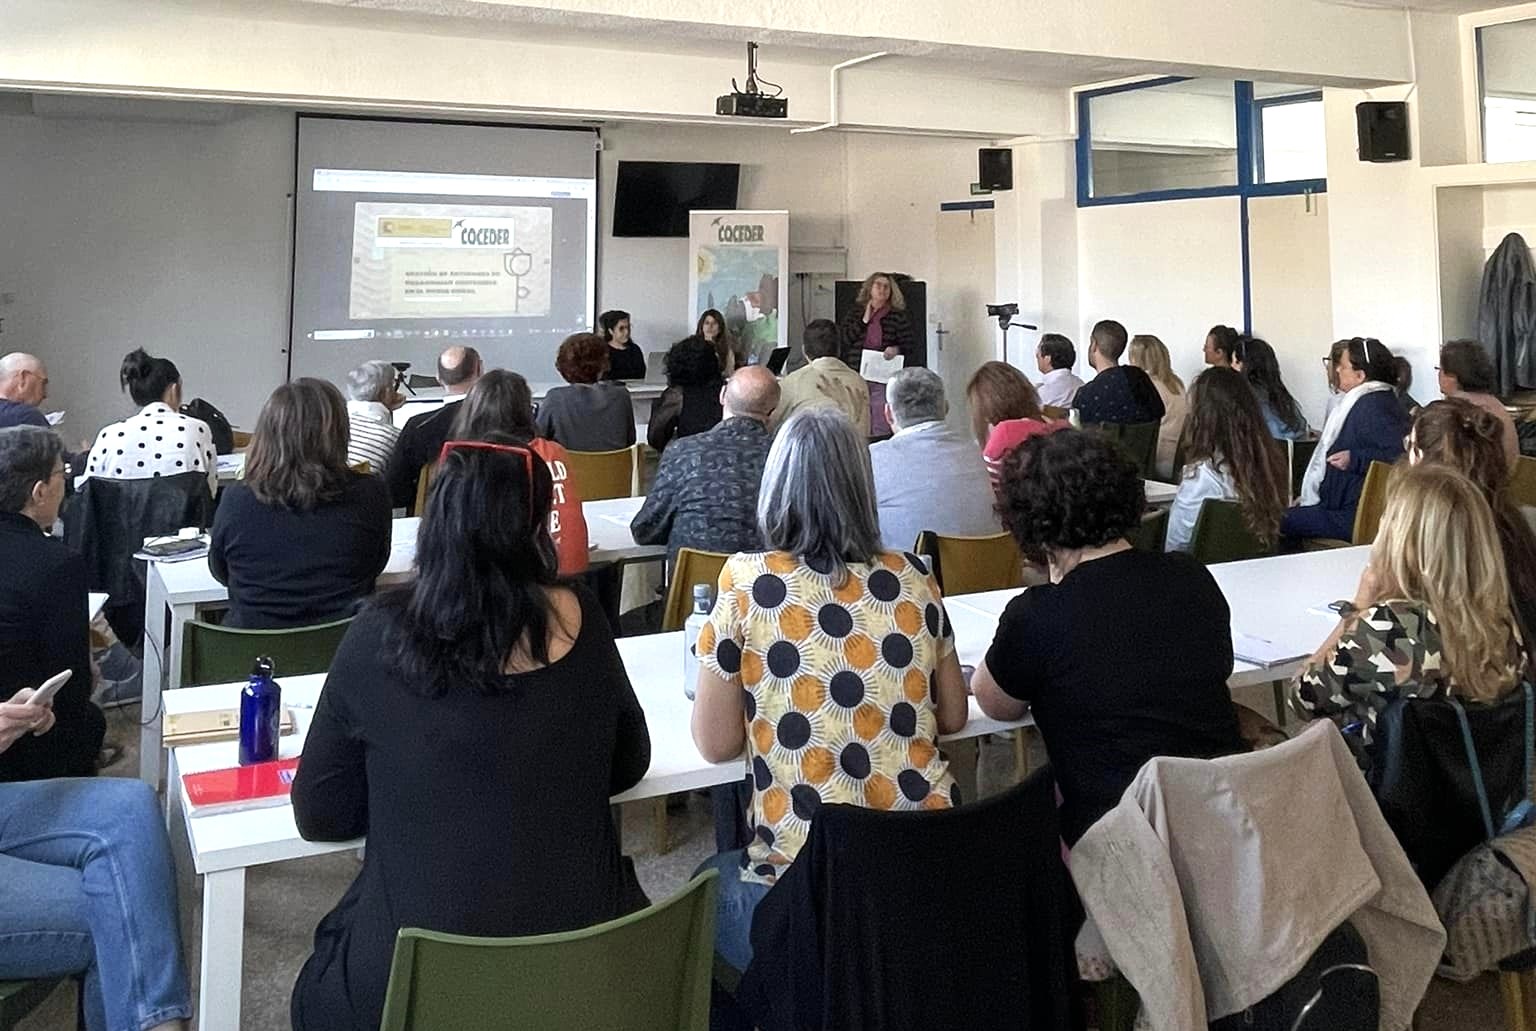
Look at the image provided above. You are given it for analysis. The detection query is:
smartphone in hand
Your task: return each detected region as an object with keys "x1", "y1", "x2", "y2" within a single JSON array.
[{"x1": 26, "y1": 670, "x2": 72, "y2": 708}]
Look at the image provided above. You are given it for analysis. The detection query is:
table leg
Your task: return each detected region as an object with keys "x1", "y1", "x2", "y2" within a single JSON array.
[
  {"x1": 139, "y1": 565, "x2": 169, "y2": 785},
  {"x1": 197, "y1": 868, "x2": 246, "y2": 1031}
]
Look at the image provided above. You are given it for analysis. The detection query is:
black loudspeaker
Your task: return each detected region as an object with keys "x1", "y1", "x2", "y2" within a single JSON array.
[
  {"x1": 835, "y1": 277, "x2": 928, "y2": 370},
  {"x1": 978, "y1": 148, "x2": 1013, "y2": 191},
  {"x1": 1356, "y1": 102, "x2": 1410, "y2": 162}
]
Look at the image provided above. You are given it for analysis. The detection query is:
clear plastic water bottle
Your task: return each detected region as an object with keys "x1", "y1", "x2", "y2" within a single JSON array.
[
  {"x1": 238, "y1": 656, "x2": 281, "y2": 766},
  {"x1": 682, "y1": 584, "x2": 714, "y2": 701}
]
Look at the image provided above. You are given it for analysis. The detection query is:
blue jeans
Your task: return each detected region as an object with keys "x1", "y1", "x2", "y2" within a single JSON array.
[
  {"x1": 694, "y1": 850, "x2": 771, "y2": 974},
  {"x1": 0, "y1": 778, "x2": 191, "y2": 1031}
]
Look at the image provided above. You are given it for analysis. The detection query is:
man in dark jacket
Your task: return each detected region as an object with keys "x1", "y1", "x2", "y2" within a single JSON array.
[
  {"x1": 384, "y1": 346, "x2": 481, "y2": 512},
  {"x1": 1072, "y1": 319, "x2": 1166, "y2": 426}
]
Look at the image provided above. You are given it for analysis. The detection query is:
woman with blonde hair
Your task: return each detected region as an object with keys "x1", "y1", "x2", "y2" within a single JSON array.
[
  {"x1": 838, "y1": 272, "x2": 916, "y2": 436},
  {"x1": 965, "y1": 361, "x2": 1067, "y2": 489},
  {"x1": 1292, "y1": 462, "x2": 1528, "y2": 745},
  {"x1": 1127, "y1": 334, "x2": 1187, "y2": 480}
]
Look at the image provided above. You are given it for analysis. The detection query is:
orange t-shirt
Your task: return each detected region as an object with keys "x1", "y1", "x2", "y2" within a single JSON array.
[{"x1": 529, "y1": 438, "x2": 590, "y2": 575}]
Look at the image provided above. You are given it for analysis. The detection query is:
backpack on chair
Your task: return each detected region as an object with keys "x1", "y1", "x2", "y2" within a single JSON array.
[{"x1": 1209, "y1": 920, "x2": 1378, "y2": 1031}]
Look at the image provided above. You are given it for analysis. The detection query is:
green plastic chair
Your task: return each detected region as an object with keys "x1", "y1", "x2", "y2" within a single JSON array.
[
  {"x1": 181, "y1": 617, "x2": 354, "y2": 686},
  {"x1": 379, "y1": 870, "x2": 718, "y2": 1031},
  {"x1": 1189, "y1": 499, "x2": 1274, "y2": 565},
  {"x1": 0, "y1": 979, "x2": 65, "y2": 1030},
  {"x1": 1127, "y1": 507, "x2": 1169, "y2": 553},
  {"x1": 1086, "y1": 421, "x2": 1160, "y2": 479}
]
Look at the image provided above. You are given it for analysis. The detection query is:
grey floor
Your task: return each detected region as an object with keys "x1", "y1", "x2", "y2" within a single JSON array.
[{"x1": 17, "y1": 692, "x2": 1507, "y2": 1031}]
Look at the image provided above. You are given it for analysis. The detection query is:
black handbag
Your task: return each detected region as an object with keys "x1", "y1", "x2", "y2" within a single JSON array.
[{"x1": 181, "y1": 397, "x2": 235, "y2": 455}]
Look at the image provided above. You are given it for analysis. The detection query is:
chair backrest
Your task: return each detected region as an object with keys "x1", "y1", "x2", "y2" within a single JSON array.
[
  {"x1": 1371, "y1": 689, "x2": 1533, "y2": 891},
  {"x1": 1289, "y1": 437, "x2": 1320, "y2": 500},
  {"x1": 913, "y1": 530, "x2": 1024, "y2": 595},
  {"x1": 1351, "y1": 460, "x2": 1393, "y2": 545},
  {"x1": 413, "y1": 465, "x2": 433, "y2": 515},
  {"x1": 351, "y1": 461, "x2": 371, "y2": 475},
  {"x1": 1190, "y1": 499, "x2": 1273, "y2": 565},
  {"x1": 1127, "y1": 507, "x2": 1169, "y2": 553},
  {"x1": 565, "y1": 444, "x2": 641, "y2": 501},
  {"x1": 379, "y1": 870, "x2": 718, "y2": 1031},
  {"x1": 1086, "y1": 420, "x2": 1159, "y2": 478},
  {"x1": 181, "y1": 617, "x2": 354, "y2": 687},
  {"x1": 1041, "y1": 404, "x2": 1069, "y2": 421},
  {"x1": 62, "y1": 472, "x2": 214, "y2": 601},
  {"x1": 1511, "y1": 455, "x2": 1536, "y2": 510},
  {"x1": 661, "y1": 548, "x2": 730, "y2": 632},
  {"x1": 736, "y1": 768, "x2": 1076, "y2": 1031}
]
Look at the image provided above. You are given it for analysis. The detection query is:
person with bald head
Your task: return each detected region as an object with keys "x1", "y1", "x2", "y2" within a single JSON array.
[
  {"x1": 384, "y1": 345, "x2": 482, "y2": 512},
  {"x1": 633, "y1": 365, "x2": 779, "y2": 569},
  {"x1": 632, "y1": 364, "x2": 779, "y2": 851},
  {"x1": 0, "y1": 353, "x2": 51, "y2": 430}
]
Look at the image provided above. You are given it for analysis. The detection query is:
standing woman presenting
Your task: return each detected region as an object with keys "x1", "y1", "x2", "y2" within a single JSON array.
[
  {"x1": 839, "y1": 272, "x2": 916, "y2": 437},
  {"x1": 598, "y1": 310, "x2": 646, "y2": 381}
]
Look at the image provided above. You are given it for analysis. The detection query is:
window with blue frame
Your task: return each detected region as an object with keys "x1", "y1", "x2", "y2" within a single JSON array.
[{"x1": 1078, "y1": 78, "x2": 1326, "y2": 206}]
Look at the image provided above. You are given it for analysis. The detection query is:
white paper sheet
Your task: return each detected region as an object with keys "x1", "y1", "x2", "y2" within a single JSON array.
[{"x1": 859, "y1": 350, "x2": 905, "y2": 384}]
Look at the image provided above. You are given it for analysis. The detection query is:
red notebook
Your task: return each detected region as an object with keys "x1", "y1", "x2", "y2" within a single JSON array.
[{"x1": 183, "y1": 757, "x2": 300, "y2": 816}]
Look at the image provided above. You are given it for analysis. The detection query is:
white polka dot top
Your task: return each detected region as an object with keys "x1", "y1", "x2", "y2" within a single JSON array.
[{"x1": 83, "y1": 402, "x2": 218, "y2": 494}]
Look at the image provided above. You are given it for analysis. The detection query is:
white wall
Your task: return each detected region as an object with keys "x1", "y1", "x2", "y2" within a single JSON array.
[
  {"x1": 1, "y1": 103, "x2": 987, "y2": 434},
  {"x1": 1249, "y1": 192, "x2": 1334, "y2": 426},
  {"x1": 0, "y1": 106, "x2": 293, "y2": 437},
  {"x1": 1076, "y1": 196, "x2": 1245, "y2": 386}
]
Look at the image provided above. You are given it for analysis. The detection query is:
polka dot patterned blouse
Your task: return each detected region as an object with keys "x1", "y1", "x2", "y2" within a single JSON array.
[
  {"x1": 699, "y1": 550, "x2": 960, "y2": 885},
  {"x1": 83, "y1": 402, "x2": 218, "y2": 495}
]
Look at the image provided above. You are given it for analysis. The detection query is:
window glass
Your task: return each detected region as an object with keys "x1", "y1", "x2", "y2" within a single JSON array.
[
  {"x1": 1254, "y1": 92, "x2": 1326, "y2": 183},
  {"x1": 1086, "y1": 78, "x2": 1238, "y2": 199},
  {"x1": 1481, "y1": 19, "x2": 1536, "y2": 163}
]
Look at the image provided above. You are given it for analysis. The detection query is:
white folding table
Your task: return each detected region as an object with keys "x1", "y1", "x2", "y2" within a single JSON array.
[
  {"x1": 140, "y1": 498, "x2": 665, "y2": 783},
  {"x1": 168, "y1": 629, "x2": 1027, "y2": 1031}
]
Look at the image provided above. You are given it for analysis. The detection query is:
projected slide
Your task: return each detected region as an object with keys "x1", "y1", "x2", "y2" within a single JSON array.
[
  {"x1": 350, "y1": 202, "x2": 554, "y2": 319},
  {"x1": 289, "y1": 117, "x2": 599, "y2": 387}
]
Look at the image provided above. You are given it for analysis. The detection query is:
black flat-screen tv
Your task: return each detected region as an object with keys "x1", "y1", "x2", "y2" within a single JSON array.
[{"x1": 612, "y1": 161, "x2": 741, "y2": 237}]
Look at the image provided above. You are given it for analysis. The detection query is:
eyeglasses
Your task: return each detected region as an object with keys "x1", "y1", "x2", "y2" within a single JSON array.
[{"x1": 436, "y1": 440, "x2": 538, "y2": 516}]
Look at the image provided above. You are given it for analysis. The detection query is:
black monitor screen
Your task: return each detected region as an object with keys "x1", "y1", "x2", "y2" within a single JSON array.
[{"x1": 612, "y1": 161, "x2": 741, "y2": 237}]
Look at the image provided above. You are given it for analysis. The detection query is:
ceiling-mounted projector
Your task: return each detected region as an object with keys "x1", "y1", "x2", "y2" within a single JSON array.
[{"x1": 717, "y1": 41, "x2": 788, "y2": 119}]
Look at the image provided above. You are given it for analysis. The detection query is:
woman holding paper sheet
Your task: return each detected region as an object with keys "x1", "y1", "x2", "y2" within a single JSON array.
[{"x1": 838, "y1": 272, "x2": 916, "y2": 437}]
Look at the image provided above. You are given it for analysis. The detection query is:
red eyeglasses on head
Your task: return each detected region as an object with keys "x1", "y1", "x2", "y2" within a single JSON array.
[{"x1": 435, "y1": 440, "x2": 538, "y2": 516}]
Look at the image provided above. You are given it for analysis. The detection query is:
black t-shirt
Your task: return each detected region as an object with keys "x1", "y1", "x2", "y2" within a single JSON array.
[
  {"x1": 984, "y1": 548, "x2": 1243, "y2": 843},
  {"x1": 603, "y1": 341, "x2": 647, "y2": 380},
  {"x1": 1072, "y1": 365, "x2": 1166, "y2": 425}
]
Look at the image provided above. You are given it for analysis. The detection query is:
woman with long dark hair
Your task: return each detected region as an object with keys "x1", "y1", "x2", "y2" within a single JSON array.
[
  {"x1": 1239, "y1": 336, "x2": 1309, "y2": 441},
  {"x1": 696, "y1": 308, "x2": 746, "y2": 376},
  {"x1": 1283, "y1": 336, "x2": 1409, "y2": 542},
  {"x1": 291, "y1": 443, "x2": 651, "y2": 1031},
  {"x1": 450, "y1": 369, "x2": 590, "y2": 575},
  {"x1": 209, "y1": 379, "x2": 390, "y2": 628},
  {"x1": 1164, "y1": 367, "x2": 1290, "y2": 552}
]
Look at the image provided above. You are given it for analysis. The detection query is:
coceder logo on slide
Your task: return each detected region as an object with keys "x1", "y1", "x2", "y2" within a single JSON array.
[{"x1": 710, "y1": 215, "x2": 765, "y2": 243}]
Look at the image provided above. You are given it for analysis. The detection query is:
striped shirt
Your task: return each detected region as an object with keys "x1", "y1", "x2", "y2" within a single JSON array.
[{"x1": 347, "y1": 401, "x2": 401, "y2": 476}]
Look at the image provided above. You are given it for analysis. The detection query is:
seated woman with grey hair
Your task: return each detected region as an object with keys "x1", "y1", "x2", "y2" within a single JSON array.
[
  {"x1": 687, "y1": 405, "x2": 970, "y2": 976},
  {"x1": 343, "y1": 360, "x2": 403, "y2": 473}
]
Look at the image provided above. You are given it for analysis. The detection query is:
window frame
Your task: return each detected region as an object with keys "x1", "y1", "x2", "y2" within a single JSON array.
[{"x1": 1076, "y1": 78, "x2": 1327, "y2": 207}]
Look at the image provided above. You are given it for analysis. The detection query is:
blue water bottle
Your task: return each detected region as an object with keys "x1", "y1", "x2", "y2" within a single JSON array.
[{"x1": 238, "y1": 656, "x2": 281, "y2": 766}]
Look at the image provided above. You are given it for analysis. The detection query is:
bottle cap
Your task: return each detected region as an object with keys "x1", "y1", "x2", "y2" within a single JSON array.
[
  {"x1": 692, "y1": 583, "x2": 713, "y2": 600},
  {"x1": 251, "y1": 656, "x2": 275, "y2": 678}
]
